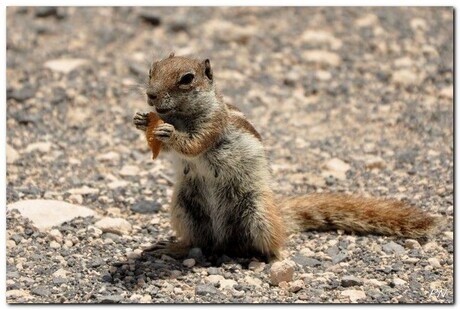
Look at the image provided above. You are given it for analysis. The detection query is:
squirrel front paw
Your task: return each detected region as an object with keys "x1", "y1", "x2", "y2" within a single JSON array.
[
  {"x1": 154, "y1": 123, "x2": 175, "y2": 143},
  {"x1": 133, "y1": 112, "x2": 149, "y2": 131}
]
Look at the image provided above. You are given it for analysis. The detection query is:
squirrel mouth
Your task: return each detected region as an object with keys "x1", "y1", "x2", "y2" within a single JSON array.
[{"x1": 155, "y1": 107, "x2": 174, "y2": 114}]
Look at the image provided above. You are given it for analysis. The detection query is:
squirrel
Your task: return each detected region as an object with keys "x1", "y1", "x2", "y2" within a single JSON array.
[{"x1": 133, "y1": 53, "x2": 439, "y2": 262}]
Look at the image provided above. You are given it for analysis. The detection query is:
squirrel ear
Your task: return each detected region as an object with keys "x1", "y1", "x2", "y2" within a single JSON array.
[{"x1": 204, "y1": 59, "x2": 213, "y2": 81}]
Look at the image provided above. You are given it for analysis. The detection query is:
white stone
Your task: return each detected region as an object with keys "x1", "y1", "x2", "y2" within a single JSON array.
[
  {"x1": 289, "y1": 279, "x2": 304, "y2": 293},
  {"x1": 302, "y1": 50, "x2": 341, "y2": 67},
  {"x1": 248, "y1": 261, "x2": 265, "y2": 272},
  {"x1": 366, "y1": 279, "x2": 386, "y2": 287},
  {"x1": 220, "y1": 279, "x2": 237, "y2": 290},
  {"x1": 53, "y1": 268, "x2": 68, "y2": 279},
  {"x1": 95, "y1": 217, "x2": 132, "y2": 235},
  {"x1": 444, "y1": 231, "x2": 453, "y2": 240},
  {"x1": 322, "y1": 158, "x2": 351, "y2": 180},
  {"x1": 428, "y1": 257, "x2": 441, "y2": 268},
  {"x1": 364, "y1": 155, "x2": 386, "y2": 169},
  {"x1": 205, "y1": 20, "x2": 256, "y2": 44},
  {"x1": 68, "y1": 194, "x2": 84, "y2": 205},
  {"x1": 270, "y1": 259, "x2": 295, "y2": 285},
  {"x1": 404, "y1": 239, "x2": 421, "y2": 249},
  {"x1": 7, "y1": 144, "x2": 19, "y2": 164},
  {"x1": 108, "y1": 180, "x2": 129, "y2": 189},
  {"x1": 25, "y1": 142, "x2": 52, "y2": 153},
  {"x1": 49, "y1": 240, "x2": 61, "y2": 249},
  {"x1": 44, "y1": 58, "x2": 89, "y2": 74},
  {"x1": 392, "y1": 277, "x2": 407, "y2": 286},
  {"x1": 301, "y1": 30, "x2": 342, "y2": 50},
  {"x1": 48, "y1": 229, "x2": 63, "y2": 242},
  {"x1": 410, "y1": 18, "x2": 428, "y2": 31},
  {"x1": 355, "y1": 14, "x2": 379, "y2": 27},
  {"x1": 206, "y1": 275, "x2": 224, "y2": 284},
  {"x1": 392, "y1": 69, "x2": 419, "y2": 86},
  {"x1": 7, "y1": 199, "x2": 96, "y2": 232},
  {"x1": 341, "y1": 289, "x2": 366, "y2": 302},
  {"x1": 440, "y1": 86, "x2": 453, "y2": 100},
  {"x1": 120, "y1": 165, "x2": 140, "y2": 177},
  {"x1": 244, "y1": 276, "x2": 262, "y2": 287},
  {"x1": 67, "y1": 186, "x2": 99, "y2": 195},
  {"x1": 97, "y1": 151, "x2": 120, "y2": 162}
]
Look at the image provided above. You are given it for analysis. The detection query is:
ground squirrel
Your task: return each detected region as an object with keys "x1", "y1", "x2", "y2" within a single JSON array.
[{"x1": 133, "y1": 53, "x2": 439, "y2": 262}]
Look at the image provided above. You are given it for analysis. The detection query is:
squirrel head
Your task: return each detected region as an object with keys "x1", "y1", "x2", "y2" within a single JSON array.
[{"x1": 146, "y1": 53, "x2": 215, "y2": 117}]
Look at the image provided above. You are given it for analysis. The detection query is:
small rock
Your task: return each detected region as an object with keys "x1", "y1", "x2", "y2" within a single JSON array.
[
  {"x1": 289, "y1": 279, "x2": 304, "y2": 293},
  {"x1": 301, "y1": 30, "x2": 342, "y2": 49},
  {"x1": 302, "y1": 50, "x2": 342, "y2": 67},
  {"x1": 440, "y1": 86, "x2": 453, "y2": 100},
  {"x1": 248, "y1": 261, "x2": 265, "y2": 272},
  {"x1": 6, "y1": 240, "x2": 16, "y2": 248},
  {"x1": 96, "y1": 151, "x2": 120, "y2": 162},
  {"x1": 49, "y1": 240, "x2": 60, "y2": 249},
  {"x1": 206, "y1": 275, "x2": 224, "y2": 284},
  {"x1": 382, "y1": 241, "x2": 405, "y2": 255},
  {"x1": 392, "y1": 277, "x2": 407, "y2": 286},
  {"x1": 196, "y1": 284, "x2": 219, "y2": 296},
  {"x1": 25, "y1": 142, "x2": 52, "y2": 153},
  {"x1": 270, "y1": 259, "x2": 295, "y2": 285},
  {"x1": 205, "y1": 20, "x2": 256, "y2": 44},
  {"x1": 341, "y1": 289, "x2": 366, "y2": 302},
  {"x1": 67, "y1": 186, "x2": 99, "y2": 195},
  {"x1": 6, "y1": 144, "x2": 19, "y2": 164},
  {"x1": 322, "y1": 158, "x2": 351, "y2": 180},
  {"x1": 392, "y1": 69, "x2": 419, "y2": 87},
  {"x1": 119, "y1": 165, "x2": 140, "y2": 177},
  {"x1": 355, "y1": 14, "x2": 378, "y2": 27},
  {"x1": 68, "y1": 194, "x2": 84, "y2": 205},
  {"x1": 53, "y1": 268, "x2": 68, "y2": 279},
  {"x1": 428, "y1": 257, "x2": 441, "y2": 268},
  {"x1": 207, "y1": 267, "x2": 221, "y2": 275},
  {"x1": 341, "y1": 276, "x2": 363, "y2": 287},
  {"x1": 98, "y1": 295, "x2": 122, "y2": 303},
  {"x1": 131, "y1": 200, "x2": 161, "y2": 214},
  {"x1": 444, "y1": 231, "x2": 453, "y2": 240},
  {"x1": 183, "y1": 258, "x2": 196, "y2": 268},
  {"x1": 7, "y1": 199, "x2": 96, "y2": 232},
  {"x1": 220, "y1": 279, "x2": 238, "y2": 290},
  {"x1": 31, "y1": 287, "x2": 51, "y2": 297},
  {"x1": 364, "y1": 156, "x2": 386, "y2": 169},
  {"x1": 366, "y1": 279, "x2": 386, "y2": 287},
  {"x1": 44, "y1": 58, "x2": 89, "y2": 74},
  {"x1": 95, "y1": 217, "x2": 132, "y2": 235},
  {"x1": 292, "y1": 254, "x2": 321, "y2": 267},
  {"x1": 404, "y1": 239, "x2": 421, "y2": 249},
  {"x1": 7, "y1": 84, "x2": 36, "y2": 102},
  {"x1": 107, "y1": 180, "x2": 129, "y2": 189},
  {"x1": 410, "y1": 18, "x2": 427, "y2": 31},
  {"x1": 244, "y1": 276, "x2": 262, "y2": 287},
  {"x1": 332, "y1": 251, "x2": 348, "y2": 264},
  {"x1": 48, "y1": 229, "x2": 63, "y2": 242}
]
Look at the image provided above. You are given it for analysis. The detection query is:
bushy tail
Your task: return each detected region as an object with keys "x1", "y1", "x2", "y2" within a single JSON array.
[{"x1": 280, "y1": 193, "x2": 440, "y2": 238}]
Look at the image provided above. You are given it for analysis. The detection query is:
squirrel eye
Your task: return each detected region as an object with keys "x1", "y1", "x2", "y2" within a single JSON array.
[{"x1": 179, "y1": 73, "x2": 195, "y2": 85}]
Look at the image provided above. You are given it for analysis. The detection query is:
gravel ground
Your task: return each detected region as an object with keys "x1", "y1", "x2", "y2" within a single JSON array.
[{"x1": 6, "y1": 7, "x2": 453, "y2": 303}]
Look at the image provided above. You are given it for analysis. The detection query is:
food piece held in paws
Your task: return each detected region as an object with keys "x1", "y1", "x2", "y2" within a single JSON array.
[{"x1": 146, "y1": 112, "x2": 164, "y2": 159}]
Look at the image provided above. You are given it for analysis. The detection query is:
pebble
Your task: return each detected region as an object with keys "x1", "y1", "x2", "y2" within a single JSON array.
[
  {"x1": 382, "y1": 241, "x2": 405, "y2": 255},
  {"x1": 7, "y1": 144, "x2": 19, "y2": 164},
  {"x1": 301, "y1": 30, "x2": 342, "y2": 50},
  {"x1": 44, "y1": 58, "x2": 89, "y2": 74},
  {"x1": 364, "y1": 155, "x2": 386, "y2": 169},
  {"x1": 131, "y1": 200, "x2": 161, "y2": 214},
  {"x1": 332, "y1": 251, "x2": 348, "y2": 264},
  {"x1": 270, "y1": 259, "x2": 295, "y2": 285},
  {"x1": 67, "y1": 186, "x2": 99, "y2": 195},
  {"x1": 6, "y1": 240, "x2": 16, "y2": 248},
  {"x1": 8, "y1": 84, "x2": 36, "y2": 102},
  {"x1": 392, "y1": 69, "x2": 419, "y2": 86},
  {"x1": 183, "y1": 258, "x2": 196, "y2": 268},
  {"x1": 244, "y1": 276, "x2": 262, "y2": 287},
  {"x1": 206, "y1": 275, "x2": 224, "y2": 284},
  {"x1": 355, "y1": 14, "x2": 379, "y2": 27},
  {"x1": 49, "y1": 240, "x2": 61, "y2": 249},
  {"x1": 119, "y1": 165, "x2": 140, "y2": 177},
  {"x1": 428, "y1": 257, "x2": 441, "y2": 268},
  {"x1": 289, "y1": 280, "x2": 304, "y2": 293},
  {"x1": 341, "y1": 276, "x2": 363, "y2": 287},
  {"x1": 248, "y1": 261, "x2": 265, "y2": 272},
  {"x1": 440, "y1": 86, "x2": 453, "y2": 100},
  {"x1": 322, "y1": 158, "x2": 351, "y2": 180},
  {"x1": 292, "y1": 254, "x2": 321, "y2": 267},
  {"x1": 219, "y1": 279, "x2": 237, "y2": 290},
  {"x1": 96, "y1": 151, "x2": 120, "y2": 162},
  {"x1": 195, "y1": 284, "x2": 219, "y2": 296},
  {"x1": 48, "y1": 229, "x2": 63, "y2": 242},
  {"x1": 205, "y1": 20, "x2": 256, "y2": 44},
  {"x1": 341, "y1": 289, "x2": 366, "y2": 302},
  {"x1": 404, "y1": 239, "x2": 421, "y2": 249},
  {"x1": 392, "y1": 277, "x2": 407, "y2": 286},
  {"x1": 107, "y1": 180, "x2": 129, "y2": 189},
  {"x1": 7, "y1": 199, "x2": 96, "y2": 232},
  {"x1": 53, "y1": 268, "x2": 68, "y2": 279},
  {"x1": 68, "y1": 194, "x2": 84, "y2": 205},
  {"x1": 25, "y1": 142, "x2": 52, "y2": 153},
  {"x1": 302, "y1": 50, "x2": 342, "y2": 67},
  {"x1": 95, "y1": 217, "x2": 132, "y2": 235}
]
